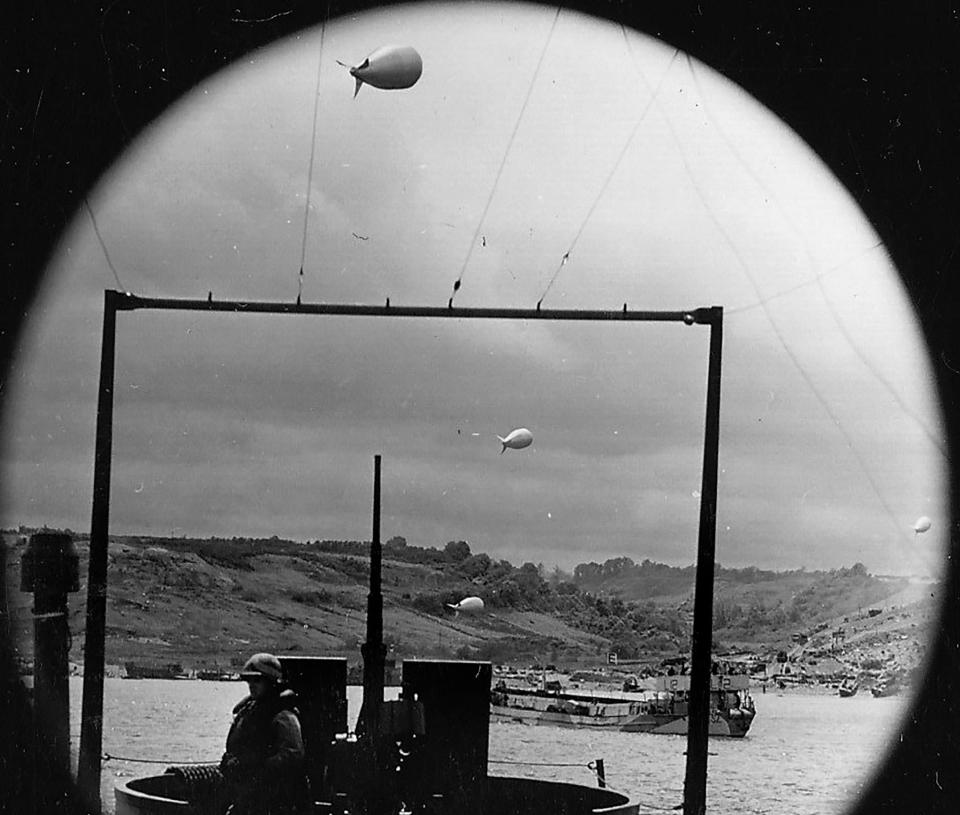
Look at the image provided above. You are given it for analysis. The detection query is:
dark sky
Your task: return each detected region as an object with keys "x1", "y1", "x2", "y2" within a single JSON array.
[{"x1": 1, "y1": 2, "x2": 947, "y2": 576}]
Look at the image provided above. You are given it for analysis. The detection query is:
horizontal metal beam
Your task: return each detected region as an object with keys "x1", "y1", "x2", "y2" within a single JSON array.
[{"x1": 108, "y1": 291, "x2": 721, "y2": 326}]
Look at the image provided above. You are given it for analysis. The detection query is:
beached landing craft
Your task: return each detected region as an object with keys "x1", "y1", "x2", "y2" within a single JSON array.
[
  {"x1": 492, "y1": 674, "x2": 755, "y2": 737},
  {"x1": 123, "y1": 662, "x2": 189, "y2": 680}
]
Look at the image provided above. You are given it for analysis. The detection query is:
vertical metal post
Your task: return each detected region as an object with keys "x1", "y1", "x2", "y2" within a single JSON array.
[
  {"x1": 362, "y1": 454, "x2": 385, "y2": 740},
  {"x1": 683, "y1": 307, "x2": 723, "y2": 815},
  {"x1": 78, "y1": 290, "x2": 119, "y2": 808},
  {"x1": 21, "y1": 532, "x2": 80, "y2": 775},
  {"x1": 0, "y1": 540, "x2": 8, "y2": 634}
]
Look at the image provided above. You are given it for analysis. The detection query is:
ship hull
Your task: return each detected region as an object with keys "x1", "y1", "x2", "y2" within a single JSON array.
[
  {"x1": 491, "y1": 675, "x2": 755, "y2": 738},
  {"x1": 491, "y1": 703, "x2": 636, "y2": 729},
  {"x1": 492, "y1": 702, "x2": 753, "y2": 737},
  {"x1": 123, "y1": 662, "x2": 185, "y2": 680},
  {"x1": 618, "y1": 709, "x2": 753, "y2": 737}
]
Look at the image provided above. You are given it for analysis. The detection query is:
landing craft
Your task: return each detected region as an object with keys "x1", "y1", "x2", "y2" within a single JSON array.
[
  {"x1": 498, "y1": 427, "x2": 533, "y2": 454},
  {"x1": 337, "y1": 45, "x2": 423, "y2": 98},
  {"x1": 447, "y1": 596, "x2": 484, "y2": 615}
]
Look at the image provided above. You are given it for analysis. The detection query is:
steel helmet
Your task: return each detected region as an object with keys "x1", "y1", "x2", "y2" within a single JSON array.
[{"x1": 239, "y1": 652, "x2": 282, "y2": 682}]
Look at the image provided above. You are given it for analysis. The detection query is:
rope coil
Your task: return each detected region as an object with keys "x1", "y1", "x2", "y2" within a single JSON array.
[{"x1": 163, "y1": 764, "x2": 224, "y2": 785}]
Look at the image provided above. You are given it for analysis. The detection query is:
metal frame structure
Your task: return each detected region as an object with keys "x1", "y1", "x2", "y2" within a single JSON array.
[{"x1": 76, "y1": 289, "x2": 723, "y2": 815}]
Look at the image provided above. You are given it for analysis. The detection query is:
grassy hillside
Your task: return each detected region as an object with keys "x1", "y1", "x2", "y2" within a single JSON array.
[{"x1": 3, "y1": 530, "x2": 935, "y2": 677}]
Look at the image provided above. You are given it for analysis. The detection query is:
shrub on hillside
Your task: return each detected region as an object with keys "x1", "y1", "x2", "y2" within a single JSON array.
[
  {"x1": 291, "y1": 589, "x2": 331, "y2": 606},
  {"x1": 410, "y1": 592, "x2": 444, "y2": 614}
]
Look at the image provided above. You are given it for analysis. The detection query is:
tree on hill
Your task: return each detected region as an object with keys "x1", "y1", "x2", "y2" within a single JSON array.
[
  {"x1": 547, "y1": 565, "x2": 573, "y2": 586},
  {"x1": 444, "y1": 540, "x2": 471, "y2": 562},
  {"x1": 602, "y1": 557, "x2": 636, "y2": 577},
  {"x1": 455, "y1": 553, "x2": 492, "y2": 581},
  {"x1": 573, "y1": 561, "x2": 604, "y2": 585}
]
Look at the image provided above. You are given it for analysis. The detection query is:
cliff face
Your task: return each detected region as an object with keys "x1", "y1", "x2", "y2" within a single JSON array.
[{"x1": 3, "y1": 532, "x2": 935, "y2": 677}]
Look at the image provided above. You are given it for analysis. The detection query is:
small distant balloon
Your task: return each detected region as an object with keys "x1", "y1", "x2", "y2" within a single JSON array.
[
  {"x1": 497, "y1": 427, "x2": 533, "y2": 454},
  {"x1": 447, "y1": 596, "x2": 484, "y2": 615},
  {"x1": 337, "y1": 45, "x2": 423, "y2": 98},
  {"x1": 913, "y1": 516, "x2": 932, "y2": 534}
]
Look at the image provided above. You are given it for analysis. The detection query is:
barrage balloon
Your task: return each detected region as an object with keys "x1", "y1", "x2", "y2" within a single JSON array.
[
  {"x1": 497, "y1": 427, "x2": 533, "y2": 454},
  {"x1": 337, "y1": 45, "x2": 423, "y2": 98},
  {"x1": 447, "y1": 596, "x2": 484, "y2": 615}
]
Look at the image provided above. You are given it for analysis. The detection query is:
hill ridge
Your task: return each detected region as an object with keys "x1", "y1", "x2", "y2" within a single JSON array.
[{"x1": 4, "y1": 528, "x2": 935, "y2": 679}]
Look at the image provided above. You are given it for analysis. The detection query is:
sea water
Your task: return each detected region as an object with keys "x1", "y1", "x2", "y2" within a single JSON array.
[{"x1": 63, "y1": 679, "x2": 909, "y2": 815}]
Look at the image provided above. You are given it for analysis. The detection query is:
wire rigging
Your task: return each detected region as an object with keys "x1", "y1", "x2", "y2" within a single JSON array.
[
  {"x1": 632, "y1": 53, "x2": 914, "y2": 546},
  {"x1": 685, "y1": 57, "x2": 946, "y2": 461},
  {"x1": 609, "y1": 35, "x2": 921, "y2": 547},
  {"x1": 448, "y1": 4, "x2": 563, "y2": 307},
  {"x1": 298, "y1": 4, "x2": 332, "y2": 304},
  {"x1": 725, "y1": 242, "x2": 884, "y2": 316},
  {"x1": 816, "y1": 271, "x2": 947, "y2": 459},
  {"x1": 83, "y1": 197, "x2": 126, "y2": 292},
  {"x1": 535, "y1": 38, "x2": 679, "y2": 308}
]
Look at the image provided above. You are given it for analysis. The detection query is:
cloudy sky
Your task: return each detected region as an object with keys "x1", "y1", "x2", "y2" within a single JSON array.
[{"x1": 1, "y1": 2, "x2": 947, "y2": 576}]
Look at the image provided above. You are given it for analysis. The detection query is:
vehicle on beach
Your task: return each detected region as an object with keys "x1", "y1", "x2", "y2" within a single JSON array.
[
  {"x1": 838, "y1": 676, "x2": 860, "y2": 697},
  {"x1": 871, "y1": 675, "x2": 902, "y2": 697}
]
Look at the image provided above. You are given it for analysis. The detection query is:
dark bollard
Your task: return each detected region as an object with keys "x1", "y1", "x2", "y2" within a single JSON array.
[
  {"x1": 594, "y1": 758, "x2": 606, "y2": 788},
  {"x1": 20, "y1": 532, "x2": 80, "y2": 775}
]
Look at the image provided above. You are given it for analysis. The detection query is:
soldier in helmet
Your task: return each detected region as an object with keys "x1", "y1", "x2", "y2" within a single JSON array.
[{"x1": 219, "y1": 653, "x2": 311, "y2": 815}]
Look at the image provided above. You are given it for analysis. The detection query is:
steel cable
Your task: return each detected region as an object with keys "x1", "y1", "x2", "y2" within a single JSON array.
[{"x1": 449, "y1": 5, "x2": 563, "y2": 306}]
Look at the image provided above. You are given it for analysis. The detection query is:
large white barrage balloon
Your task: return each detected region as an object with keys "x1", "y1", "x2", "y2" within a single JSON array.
[
  {"x1": 913, "y1": 516, "x2": 932, "y2": 534},
  {"x1": 447, "y1": 596, "x2": 484, "y2": 615},
  {"x1": 498, "y1": 427, "x2": 533, "y2": 454},
  {"x1": 337, "y1": 45, "x2": 423, "y2": 98}
]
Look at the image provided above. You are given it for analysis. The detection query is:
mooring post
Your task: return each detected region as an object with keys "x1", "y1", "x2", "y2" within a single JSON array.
[
  {"x1": 683, "y1": 307, "x2": 723, "y2": 815},
  {"x1": 594, "y1": 758, "x2": 606, "y2": 788},
  {"x1": 20, "y1": 532, "x2": 80, "y2": 775}
]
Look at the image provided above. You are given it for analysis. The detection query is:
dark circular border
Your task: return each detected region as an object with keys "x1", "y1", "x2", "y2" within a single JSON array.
[{"x1": 3, "y1": 3, "x2": 957, "y2": 813}]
